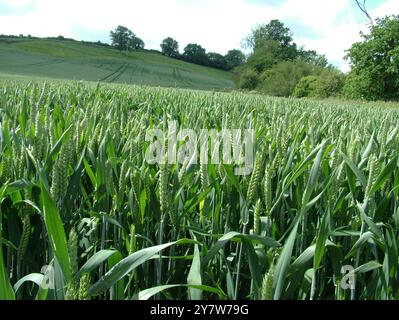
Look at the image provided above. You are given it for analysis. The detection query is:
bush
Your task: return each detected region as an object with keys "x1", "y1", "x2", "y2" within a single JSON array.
[
  {"x1": 259, "y1": 60, "x2": 317, "y2": 97},
  {"x1": 294, "y1": 69, "x2": 345, "y2": 98},
  {"x1": 344, "y1": 71, "x2": 381, "y2": 100},
  {"x1": 316, "y1": 69, "x2": 345, "y2": 98},
  {"x1": 238, "y1": 68, "x2": 259, "y2": 90},
  {"x1": 293, "y1": 76, "x2": 319, "y2": 98}
]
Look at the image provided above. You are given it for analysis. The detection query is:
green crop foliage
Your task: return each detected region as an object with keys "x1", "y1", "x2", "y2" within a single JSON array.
[
  {"x1": 1, "y1": 80, "x2": 399, "y2": 300},
  {"x1": 0, "y1": 39, "x2": 233, "y2": 90}
]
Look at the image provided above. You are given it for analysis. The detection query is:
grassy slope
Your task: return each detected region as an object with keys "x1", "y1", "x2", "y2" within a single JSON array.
[{"x1": 0, "y1": 38, "x2": 234, "y2": 90}]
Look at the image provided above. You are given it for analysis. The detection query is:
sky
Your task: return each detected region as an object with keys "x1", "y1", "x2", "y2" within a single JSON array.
[{"x1": 0, "y1": 0, "x2": 398, "y2": 72}]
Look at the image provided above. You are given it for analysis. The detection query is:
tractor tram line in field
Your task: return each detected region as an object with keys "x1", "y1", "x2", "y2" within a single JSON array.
[{"x1": 99, "y1": 63, "x2": 128, "y2": 83}]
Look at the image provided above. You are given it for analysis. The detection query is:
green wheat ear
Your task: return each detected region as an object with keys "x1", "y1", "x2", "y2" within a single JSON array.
[
  {"x1": 130, "y1": 169, "x2": 140, "y2": 208},
  {"x1": 118, "y1": 160, "x2": 128, "y2": 205},
  {"x1": 68, "y1": 228, "x2": 78, "y2": 277},
  {"x1": 17, "y1": 213, "x2": 31, "y2": 264},
  {"x1": 15, "y1": 146, "x2": 25, "y2": 179},
  {"x1": 178, "y1": 156, "x2": 190, "y2": 183},
  {"x1": 247, "y1": 154, "x2": 263, "y2": 204},
  {"x1": 129, "y1": 224, "x2": 136, "y2": 254},
  {"x1": 263, "y1": 166, "x2": 272, "y2": 215},
  {"x1": 78, "y1": 274, "x2": 91, "y2": 300},
  {"x1": 33, "y1": 111, "x2": 44, "y2": 162},
  {"x1": 253, "y1": 199, "x2": 262, "y2": 235},
  {"x1": 261, "y1": 264, "x2": 274, "y2": 300},
  {"x1": 50, "y1": 140, "x2": 71, "y2": 204},
  {"x1": 159, "y1": 164, "x2": 168, "y2": 214},
  {"x1": 65, "y1": 282, "x2": 78, "y2": 300},
  {"x1": 365, "y1": 154, "x2": 378, "y2": 198},
  {"x1": 200, "y1": 163, "x2": 209, "y2": 190},
  {"x1": 0, "y1": 152, "x2": 12, "y2": 185}
]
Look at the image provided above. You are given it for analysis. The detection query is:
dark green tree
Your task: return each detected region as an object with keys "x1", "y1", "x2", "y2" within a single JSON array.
[
  {"x1": 161, "y1": 37, "x2": 179, "y2": 58},
  {"x1": 298, "y1": 49, "x2": 328, "y2": 68},
  {"x1": 225, "y1": 49, "x2": 246, "y2": 69},
  {"x1": 246, "y1": 40, "x2": 282, "y2": 73},
  {"x1": 183, "y1": 43, "x2": 207, "y2": 65},
  {"x1": 110, "y1": 25, "x2": 135, "y2": 52},
  {"x1": 130, "y1": 36, "x2": 145, "y2": 50},
  {"x1": 237, "y1": 19, "x2": 302, "y2": 87},
  {"x1": 245, "y1": 20, "x2": 298, "y2": 60},
  {"x1": 344, "y1": 15, "x2": 399, "y2": 100},
  {"x1": 110, "y1": 26, "x2": 144, "y2": 53},
  {"x1": 207, "y1": 52, "x2": 228, "y2": 70}
]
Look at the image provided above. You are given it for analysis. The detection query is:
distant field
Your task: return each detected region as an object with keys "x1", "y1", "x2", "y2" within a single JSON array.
[{"x1": 0, "y1": 38, "x2": 234, "y2": 90}]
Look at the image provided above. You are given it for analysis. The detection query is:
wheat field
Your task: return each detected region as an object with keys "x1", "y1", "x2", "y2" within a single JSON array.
[{"x1": 1, "y1": 80, "x2": 399, "y2": 300}]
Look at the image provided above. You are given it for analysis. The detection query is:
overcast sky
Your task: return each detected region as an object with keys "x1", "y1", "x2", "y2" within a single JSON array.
[{"x1": 0, "y1": 0, "x2": 397, "y2": 71}]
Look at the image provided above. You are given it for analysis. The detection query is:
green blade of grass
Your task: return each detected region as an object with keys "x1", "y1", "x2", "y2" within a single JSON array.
[
  {"x1": 187, "y1": 244, "x2": 202, "y2": 300},
  {"x1": 273, "y1": 219, "x2": 300, "y2": 300},
  {"x1": 40, "y1": 181, "x2": 72, "y2": 282},
  {"x1": 89, "y1": 239, "x2": 196, "y2": 296}
]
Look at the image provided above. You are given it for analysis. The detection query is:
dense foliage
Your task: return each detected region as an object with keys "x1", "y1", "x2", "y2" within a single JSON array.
[
  {"x1": 258, "y1": 60, "x2": 318, "y2": 97},
  {"x1": 160, "y1": 39, "x2": 245, "y2": 71},
  {"x1": 110, "y1": 26, "x2": 145, "y2": 52},
  {"x1": 344, "y1": 15, "x2": 399, "y2": 101},
  {"x1": 160, "y1": 37, "x2": 179, "y2": 58},
  {"x1": 294, "y1": 69, "x2": 346, "y2": 98},
  {"x1": 236, "y1": 20, "x2": 339, "y2": 97}
]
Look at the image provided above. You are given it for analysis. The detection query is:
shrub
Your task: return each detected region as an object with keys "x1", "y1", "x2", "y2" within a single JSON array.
[
  {"x1": 316, "y1": 69, "x2": 345, "y2": 98},
  {"x1": 238, "y1": 68, "x2": 259, "y2": 90},
  {"x1": 344, "y1": 71, "x2": 381, "y2": 100},
  {"x1": 294, "y1": 69, "x2": 345, "y2": 98},
  {"x1": 259, "y1": 60, "x2": 317, "y2": 97},
  {"x1": 293, "y1": 76, "x2": 318, "y2": 98}
]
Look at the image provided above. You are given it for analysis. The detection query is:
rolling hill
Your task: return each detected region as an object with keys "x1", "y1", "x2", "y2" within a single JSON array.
[{"x1": 0, "y1": 37, "x2": 234, "y2": 90}]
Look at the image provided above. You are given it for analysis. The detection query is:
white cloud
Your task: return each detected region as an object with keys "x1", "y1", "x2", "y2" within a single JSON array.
[
  {"x1": 288, "y1": 0, "x2": 399, "y2": 72},
  {"x1": 373, "y1": 0, "x2": 399, "y2": 17},
  {"x1": 2, "y1": 0, "x2": 32, "y2": 7},
  {"x1": 0, "y1": 0, "x2": 278, "y2": 53},
  {"x1": 0, "y1": 0, "x2": 398, "y2": 71}
]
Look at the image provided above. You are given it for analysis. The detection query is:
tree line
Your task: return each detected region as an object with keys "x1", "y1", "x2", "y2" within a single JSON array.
[
  {"x1": 232, "y1": 15, "x2": 399, "y2": 101},
  {"x1": 233, "y1": 19, "x2": 345, "y2": 98},
  {"x1": 110, "y1": 12, "x2": 399, "y2": 101},
  {"x1": 160, "y1": 38, "x2": 246, "y2": 71},
  {"x1": 110, "y1": 25, "x2": 245, "y2": 71}
]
